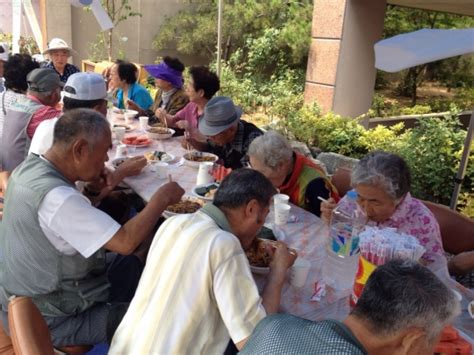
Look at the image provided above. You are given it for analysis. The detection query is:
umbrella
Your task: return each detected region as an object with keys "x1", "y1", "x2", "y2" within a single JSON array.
[{"x1": 374, "y1": 28, "x2": 474, "y2": 209}]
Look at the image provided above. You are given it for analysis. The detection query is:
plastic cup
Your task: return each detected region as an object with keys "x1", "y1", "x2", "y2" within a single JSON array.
[
  {"x1": 124, "y1": 112, "x2": 135, "y2": 124},
  {"x1": 114, "y1": 126, "x2": 126, "y2": 143},
  {"x1": 273, "y1": 193, "x2": 290, "y2": 205},
  {"x1": 139, "y1": 116, "x2": 149, "y2": 131},
  {"x1": 153, "y1": 162, "x2": 168, "y2": 179},
  {"x1": 290, "y1": 258, "x2": 311, "y2": 288},
  {"x1": 274, "y1": 203, "x2": 291, "y2": 225},
  {"x1": 196, "y1": 162, "x2": 215, "y2": 185}
]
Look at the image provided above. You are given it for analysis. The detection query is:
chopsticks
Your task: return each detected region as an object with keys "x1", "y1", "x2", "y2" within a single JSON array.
[
  {"x1": 264, "y1": 239, "x2": 298, "y2": 256},
  {"x1": 317, "y1": 196, "x2": 328, "y2": 203}
]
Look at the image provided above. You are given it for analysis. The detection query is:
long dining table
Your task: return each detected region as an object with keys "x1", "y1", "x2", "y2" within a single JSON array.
[{"x1": 107, "y1": 114, "x2": 474, "y2": 344}]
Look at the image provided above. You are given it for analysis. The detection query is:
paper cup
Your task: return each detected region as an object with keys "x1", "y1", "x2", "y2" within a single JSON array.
[
  {"x1": 273, "y1": 193, "x2": 290, "y2": 205},
  {"x1": 114, "y1": 126, "x2": 126, "y2": 142},
  {"x1": 274, "y1": 203, "x2": 291, "y2": 225},
  {"x1": 153, "y1": 162, "x2": 168, "y2": 179},
  {"x1": 139, "y1": 116, "x2": 149, "y2": 131},
  {"x1": 124, "y1": 112, "x2": 135, "y2": 124},
  {"x1": 196, "y1": 162, "x2": 215, "y2": 185},
  {"x1": 290, "y1": 258, "x2": 311, "y2": 288},
  {"x1": 115, "y1": 144, "x2": 128, "y2": 159}
]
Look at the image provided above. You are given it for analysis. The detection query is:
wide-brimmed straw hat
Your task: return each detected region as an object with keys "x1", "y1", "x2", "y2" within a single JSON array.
[
  {"x1": 43, "y1": 38, "x2": 76, "y2": 56},
  {"x1": 199, "y1": 96, "x2": 242, "y2": 136}
]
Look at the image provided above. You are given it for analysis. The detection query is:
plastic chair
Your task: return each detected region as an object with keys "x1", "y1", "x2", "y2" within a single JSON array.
[
  {"x1": 422, "y1": 200, "x2": 474, "y2": 255},
  {"x1": 8, "y1": 296, "x2": 92, "y2": 355},
  {"x1": 331, "y1": 167, "x2": 352, "y2": 198}
]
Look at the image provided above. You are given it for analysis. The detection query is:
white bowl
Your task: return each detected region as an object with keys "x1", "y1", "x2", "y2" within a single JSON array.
[
  {"x1": 112, "y1": 107, "x2": 138, "y2": 120},
  {"x1": 146, "y1": 127, "x2": 175, "y2": 140},
  {"x1": 192, "y1": 182, "x2": 220, "y2": 201},
  {"x1": 182, "y1": 151, "x2": 219, "y2": 168},
  {"x1": 162, "y1": 196, "x2": 204, "y2": 219}
]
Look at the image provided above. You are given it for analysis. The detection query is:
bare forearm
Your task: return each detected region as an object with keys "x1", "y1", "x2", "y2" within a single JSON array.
[{"x1": 261, "y1": 269, "x2": 286, "y2": 314}]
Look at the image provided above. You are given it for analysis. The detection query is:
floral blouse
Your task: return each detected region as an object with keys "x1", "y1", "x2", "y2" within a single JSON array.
[{"x1": 337, "y1": 192, "x2": 444, "y2": 263}]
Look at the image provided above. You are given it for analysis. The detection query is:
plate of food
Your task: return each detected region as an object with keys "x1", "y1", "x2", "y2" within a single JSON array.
[
  {"x1": 182, "y1": 151, "x2": 219, "y2": 168},
  {"x1": 144, "y1": 150, "x2": 175, "y2": 163},
  {"x1": 146, "y1": 127, "x2": 175, "y2": 140},
  {"x1": 246, "y1": 238, "x2": 273, "y2": 275},
  {"x1": 163, "y1": 196, "x2": 204, "y2": 218},
  {"x1": 112, "y1": 123, "x2": 132, "y2": 132},
  {"x1": 112, "y1": 107, "x2": 138, "y2": 120},
  {"x1": 122, "y1": 135, "x2": 152, "y2": 148},
  {"x1": 192, "y1": 182, "x2": 219, "y2": 201}
]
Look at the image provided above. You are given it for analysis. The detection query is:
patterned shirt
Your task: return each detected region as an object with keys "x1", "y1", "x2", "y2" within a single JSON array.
[
  {"x1": 337, "y1": 192, "x2": 444, "y2": 262},
  {"x1": 240, "y1": 314, "x2": 367, "y2": 355},
  {"x1": 109, "y1": 204, "x2": 265, "y2": 354},
  {"x1": 207, "y1": 120, "x2": 263, "y2": 169},
  {"x1": 147, "y1": 87, "x2": 189, "y2": 124},
  {"x1": 25, "y1": 95, "x2": 61, "y2": 139},
  {"x1": 44, "y1": 62, "x2": 80, "y2": 83}
]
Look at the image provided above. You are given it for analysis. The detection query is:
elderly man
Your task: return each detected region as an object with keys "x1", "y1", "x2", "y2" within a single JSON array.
[
  {"x1": 248, "y1": 131, "x2": 338, "y2": 217},
  {"x1": 0, "y1": 68, "x2": 62, "y2": 171},
  {"x1": 43, "y1": 38, "x2": 80, "y2": 83},
  {"x1": 110, "y1": 169, "x2": 296, "y2": 354},
  {"x1": 240, "y1": 259, "x2": 459, "y2": 354},
  {"x1": 0, "y1": 108, "x2": 184, "y2": 346},
  {"x1": 187, "y1": 96, "x2": 263, "y2": 169}
]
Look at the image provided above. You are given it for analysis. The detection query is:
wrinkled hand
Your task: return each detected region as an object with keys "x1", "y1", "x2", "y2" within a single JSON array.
[
  {"x1": 116, "y1": 156, "x2": 147, "y2": 179},
  {"x1": 155, "y1": 108, "x2": 167, "y2": 122},
  {"x1": 267, "y1": 241, "x2": 297, "y2": 272},
  {"x1": 320, "y1": 197, "x2": 337, "y2": 224},
  {"x1": 153, "y1": 181, "x2": 185, "y2": 206}
]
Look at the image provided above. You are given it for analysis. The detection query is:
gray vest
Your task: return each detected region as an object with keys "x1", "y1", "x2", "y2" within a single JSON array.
[
  {"x1": 0, "y1": 154, "x2": 109, "y2": 317},
  {"x1": 0, "y1": 95, "x2": 43, "y2": 171}
]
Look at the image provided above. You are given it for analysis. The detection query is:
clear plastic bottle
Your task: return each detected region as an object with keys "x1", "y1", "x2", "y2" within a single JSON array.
[{"x1": 323, "y1": 191, "x2": 365, "y2": 296}]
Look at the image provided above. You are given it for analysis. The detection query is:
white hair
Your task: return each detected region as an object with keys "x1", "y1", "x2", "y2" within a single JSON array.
[{"x1": 248, "y1": 131, "x2": 293, "y2": 168}]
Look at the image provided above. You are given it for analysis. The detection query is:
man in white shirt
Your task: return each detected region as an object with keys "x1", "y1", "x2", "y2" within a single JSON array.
[
  {"x1": 0, "y1": 108, "x2": 185, "y2": 347},
  {"x1": 110, "y1": 169, "x2": 297, "y2": 354}
]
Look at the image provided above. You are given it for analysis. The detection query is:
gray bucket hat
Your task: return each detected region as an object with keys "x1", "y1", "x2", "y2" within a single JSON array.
[{"x1": 199, "y1": 96, "x2": 242, "y2": 136}]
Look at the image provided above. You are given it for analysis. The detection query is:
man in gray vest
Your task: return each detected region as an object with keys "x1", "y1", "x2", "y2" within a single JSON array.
[
  {"x1": 0, "y1": 68, "x2": 62, "y2": 171},
  {"x1": 0, "y1": 108, "x2": 185, "y2": 346}
]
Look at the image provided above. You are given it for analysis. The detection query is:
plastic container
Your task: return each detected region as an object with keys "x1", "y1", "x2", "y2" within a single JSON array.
[{"x1": 323, "y1": 191, "x2": 365, "y2": 296}]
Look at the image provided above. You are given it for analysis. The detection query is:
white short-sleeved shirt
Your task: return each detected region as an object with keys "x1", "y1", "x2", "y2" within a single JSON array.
[
  {"x1": 38, "y1": 185, "x2": 121, "y2": 257},
  {"x1": 29, "y1": 116, "x2": 58, "y2": 155},
  {"x1": 110, "y1": 211, "x2": 266, "y2": 355}
]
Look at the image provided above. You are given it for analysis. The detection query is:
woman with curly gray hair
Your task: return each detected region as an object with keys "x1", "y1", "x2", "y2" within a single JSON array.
[{"x1": 321, "y1": 151, "x2": 444, "y2": 263}]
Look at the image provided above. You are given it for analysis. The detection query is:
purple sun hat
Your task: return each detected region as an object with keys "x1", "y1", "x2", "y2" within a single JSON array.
[{"x1": 144, "y1": 62, "x2": 184, "y2": 89}]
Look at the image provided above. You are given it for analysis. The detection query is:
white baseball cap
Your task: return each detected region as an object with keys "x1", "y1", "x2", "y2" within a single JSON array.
[
  {"x1": 63, "y1": 72, "x2": 107, "y2": 101},
  {"x1": 0, "y1": 43, "x2": 9, "y2": 62}
]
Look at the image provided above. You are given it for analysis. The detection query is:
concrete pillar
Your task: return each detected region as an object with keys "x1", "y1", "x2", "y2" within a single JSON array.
[{"x1": 305, "y1": 0, "x2": 387, "y2": 117}]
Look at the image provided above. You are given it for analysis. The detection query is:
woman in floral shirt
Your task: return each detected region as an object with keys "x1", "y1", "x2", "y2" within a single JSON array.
[{"x1": 321, "y1": 151, "x2": 444, "y2": 263}]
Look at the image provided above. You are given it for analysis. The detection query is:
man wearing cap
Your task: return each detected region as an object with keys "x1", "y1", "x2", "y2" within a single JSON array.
[
  {"x1": 0, "y1": 68, "x2": 62, "y2": 171},
  {"x1": 187, "y1": 96, "x2": 263, "y2": 169},
  {"x1": 43, "y1": 38, "x2": 80, "y2": 83}
]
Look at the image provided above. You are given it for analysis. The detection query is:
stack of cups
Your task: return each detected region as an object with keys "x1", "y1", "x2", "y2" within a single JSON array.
[{"x1": 273, "y1": 193, "x2": 291, "y2": 225}]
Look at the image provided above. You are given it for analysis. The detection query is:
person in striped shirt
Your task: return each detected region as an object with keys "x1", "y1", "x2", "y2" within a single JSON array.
[{"x1": 110, "y1": 169, "x2": 297, "y2": 354}]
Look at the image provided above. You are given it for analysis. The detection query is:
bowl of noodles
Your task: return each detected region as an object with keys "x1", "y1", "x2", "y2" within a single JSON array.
[
  {"x1": 163, "y1": 196, "x2": 204, "y2": 218},
  {"x1": 182, "y1": 151, "x2": 218, "y2": 168}
]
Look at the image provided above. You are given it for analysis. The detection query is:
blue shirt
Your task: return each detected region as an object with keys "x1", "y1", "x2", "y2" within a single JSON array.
[
  {"x1": 44, "y1": 62, "x2": 80, "y2": 83},
  {"x1": 117, "y1": 82, "x2": 153, "y2": 110}
]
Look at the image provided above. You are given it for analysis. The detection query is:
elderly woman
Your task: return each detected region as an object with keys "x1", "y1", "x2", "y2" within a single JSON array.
[
  {"x1": 132, "y1": 56, "x2": 188, "y2": 124},
  {"x1": 321, "y1": 151, "x2": 444, "y2": 263},
  {"x1": 109, "y1": 60, "x2": 153, "y2": 111},
  {"x1": 43, "y1": 38, "x2": 80, "y2": 83},
  {"x1": 248, "y1": 131, "x2": 338, "y2": 217}
]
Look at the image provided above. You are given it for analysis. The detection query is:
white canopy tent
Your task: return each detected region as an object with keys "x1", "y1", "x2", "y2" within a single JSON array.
[{"x1": 374, "y1": 28, "x2": 474, "y2": 209}]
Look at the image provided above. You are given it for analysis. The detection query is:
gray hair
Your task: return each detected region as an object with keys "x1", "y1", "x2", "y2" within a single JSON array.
[
  {"x1": 53, "y1": 108, "x2": 110, "y2": 150},
  {"x1": 248, "y1": 131, "x2": 293, "y2": 169},
  {"x1": 351, "y1": 259, "x2": 459, "y2": 342},
  {"x1": 351, "y1": 151, "x2": 411, "y2": 200},
  {"x1": 214, "y1": 169, "x2": 277, "y2": 209}
]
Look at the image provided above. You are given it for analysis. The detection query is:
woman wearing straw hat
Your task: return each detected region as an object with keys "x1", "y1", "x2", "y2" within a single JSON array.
[{"x1": 43, "y1": 38, "x2": 80, "y2": 83}]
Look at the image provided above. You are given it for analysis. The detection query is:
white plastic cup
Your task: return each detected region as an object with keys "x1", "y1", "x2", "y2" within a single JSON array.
[
  {"x1": 273, "y1": 193, "x2": 290, "y2": 205},
  {"x1": 196, "y1": 162, "x2": 215, "y2": 185},
  {"x1": 114, "y1": 126, "x2": 126, "y2": 142},
  {"x1": 139, "y1": 116, "x2": 149, "y2": 131},
  {"x1": 290, "y1": 258, "x2": 311, "y2": 288},
  {"x1": 154, "y1": 162, "x2": 169, "y2": 179},
  {"x1": 115, "y1": 144, "x2": 128, "y2": 159},
  {"x1": 124, "y1": 112, "x2": 135, "y2": 124},
  {"x1": 274, "y1": 203, "x2": 291, "y2": 225}
]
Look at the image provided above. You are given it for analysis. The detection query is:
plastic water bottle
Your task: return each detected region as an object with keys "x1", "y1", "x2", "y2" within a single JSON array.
[{"x1": 323, "y1": 191, "x2": 365, "y2": 296}]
